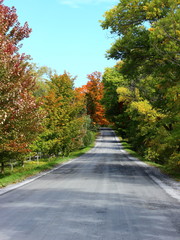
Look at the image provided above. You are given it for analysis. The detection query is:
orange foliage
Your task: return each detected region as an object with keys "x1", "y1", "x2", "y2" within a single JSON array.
[{"x1": 77, "y1": 72, "x2": 109, "y2": 126}]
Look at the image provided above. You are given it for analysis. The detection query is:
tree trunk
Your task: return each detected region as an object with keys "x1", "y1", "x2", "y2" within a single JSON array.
[
  {"x1": 10, "y1": 160, "x2": 14, "y2": 172},
  {"x1": 1, "y1": 162, "x2": 5, "y2": 174}
]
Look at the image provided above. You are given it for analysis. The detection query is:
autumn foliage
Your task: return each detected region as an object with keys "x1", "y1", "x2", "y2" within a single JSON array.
[
  {"x1": 0, "y1": 1, "x2": 109, "y2": 175},
  {"x1": 77, "y1": 72, "x2": 109, "y2": 126},
  {"x1": 31, "y1": 72, "x2": 94, "y2": 157},
  {"x1": 101, "y1": 0, "x2": 180, "y2": 171},
  {"x1": 0, "y1": 0, "x2": 43, "y2": 172},
  {"x1": 0, "y1": 0, "x2": 105, "y2": 174},
  {"x1": 2, "y1": 0, "x2": 179, "y2": 177}
]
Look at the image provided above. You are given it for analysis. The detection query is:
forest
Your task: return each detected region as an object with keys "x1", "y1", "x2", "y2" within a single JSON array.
[{"x1": 0, "y1": 0, "x2": 179, "y2": 178}]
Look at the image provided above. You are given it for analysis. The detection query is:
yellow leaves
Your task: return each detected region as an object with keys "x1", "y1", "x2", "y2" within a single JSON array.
[
  {"x1": 176, "y1": 30, "x2": 180, "y2": 37},
  {"x1": 143, "y1": 5, "x2": 148, "y2": 11},
  {"x1": 148, "y1": 27, "x2": 155, "y2": 31},
  {"x1": 145, "y1": 148, "x2": 160, "y2": 162},
  {"x1": 116, "y1": 87, "x2": 132, "y2": 103},
  {"x1": 117, "y1": 87, "x2": 142, "y2": 104},
  {"x1": 130, "y1": 100, "x2": 165, "y2": 122},
  {"x1": 117, "y1": 87, "x2": 131, "y2": 95},
  {"x1": 131, "y1": 100, "x2": 152, "y2": 114},
  {"x1": 134, "y1": 88, "x2": 142, "y2": 100},
  {"x1": 101, "y1": 6, "x2": 117, "y2": 26}
]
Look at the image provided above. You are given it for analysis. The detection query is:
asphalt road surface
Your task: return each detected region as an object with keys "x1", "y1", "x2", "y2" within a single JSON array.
[{"x1": 0, "y1": 128, "x2": 179, "y2": 240}]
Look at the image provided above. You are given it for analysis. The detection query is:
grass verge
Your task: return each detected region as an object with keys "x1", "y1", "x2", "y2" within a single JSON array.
[
  {"x1": 0, "y1": 141, "x2": 95, "y2": 188},
  {"x1": 119, "y1": 137, "x2": 180, "y2": 181}
]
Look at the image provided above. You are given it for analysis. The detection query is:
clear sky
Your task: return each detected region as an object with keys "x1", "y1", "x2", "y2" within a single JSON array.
[{"x1": 4, "y1": 0, "x2": 119, "y2": 87}]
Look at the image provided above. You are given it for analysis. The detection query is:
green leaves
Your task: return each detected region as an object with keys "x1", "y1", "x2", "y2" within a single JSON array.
[
  {"x1": 101, "y1": 0, "x2": 180, "y2": 170},
  {"x1": 149, "y1": 8, "x2": 180, "y2": 68},
  {"x1": 32, "y1": 72, "x2": 93, "y2": 157}
]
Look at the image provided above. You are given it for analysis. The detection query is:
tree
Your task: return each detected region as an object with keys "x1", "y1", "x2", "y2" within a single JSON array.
[
  {"x1": 32, "y1": 65, "x2": 53, "y2": 98},
  {"x1": 100, "y1": 0, "x2": 179, "y2": 75},
  {"x1": 32, "y1": 72, "x2": 91, "y2": 156},
  {"x1": 102, "y1": 66, "x2": 126, "y2": 122},
  {"x1": 0, "y1": 0, "x2": 43, "y2": 172},
  {"x1": 79, "y1": 72, "x2": 109, "y2": 126},
  {"x1": 101, "y1": 0, "x2": 180, "y2": 170}
]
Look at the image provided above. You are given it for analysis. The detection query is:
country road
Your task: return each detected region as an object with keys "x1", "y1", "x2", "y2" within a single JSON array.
[{"x1": 0, "y1": 128, "x2": 179, "y2": 240}]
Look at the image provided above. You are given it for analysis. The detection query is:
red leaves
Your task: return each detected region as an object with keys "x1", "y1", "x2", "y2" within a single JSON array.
[
  {"x1": 0, "y1": 1, "x2": 31, "y2": 57},
  {"x1": 80, "y1": 72, "x2": 110, "y2": 126},
  {"x1": 0, "y1": 1, "x2": 43, "y2": 157}
]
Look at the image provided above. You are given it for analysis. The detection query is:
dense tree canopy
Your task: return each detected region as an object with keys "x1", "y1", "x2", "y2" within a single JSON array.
[
  {"x1": 1, "y1": 0, "x2": 179, "y2": 175},
  {"x1": 0, "y1": 1, "x2": 99, "y2": 174},
  {"x1": 101, "y1": 0, "x2": 180, "y2": 171},
  {"x1": 31, "y1": 72, "x2": 93, "y2": 157}
]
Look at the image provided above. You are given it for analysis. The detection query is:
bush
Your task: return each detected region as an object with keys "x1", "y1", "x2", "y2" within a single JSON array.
[
  {"x1": 167, "y1": 152, "x2": 180, "y2": 172},
  {"x1": 83, "y1": 131, "x2": 95, "y2": 147}
]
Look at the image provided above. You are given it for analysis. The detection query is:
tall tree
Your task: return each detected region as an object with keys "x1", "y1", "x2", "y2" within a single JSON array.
[
  {"x1": 102, "y1": 66, "x2": 126, "y2": 122},
  {"x1": 100, "y1": 0, "x2": 179, "y2": 76},
  {"x1": 101, "y1": 0, "x2": 180, "y2": 169},
  {"x1": 32, "y1": 72, "x2": 90, "y2": 156},
  {"x1": 0, "y1": 0, "x2": 43, "y2": 172},
  {"x1": 79, "y1": 72, "x2": 109, "y2": 126}
]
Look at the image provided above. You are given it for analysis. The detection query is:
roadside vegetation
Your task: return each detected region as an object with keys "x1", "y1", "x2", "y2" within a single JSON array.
[
  {"x1": 101, "y1": 0, "x2": 180, "y2": 178},
  {"x1": 0, "y1": 139, "x2": 96, "y2": 188},
  {"x1": 118, "y1": 135, "x2": 180, "y2": 181},
  {"x1": 0, "y1": 0, "x2": 179, "y2": 186}
]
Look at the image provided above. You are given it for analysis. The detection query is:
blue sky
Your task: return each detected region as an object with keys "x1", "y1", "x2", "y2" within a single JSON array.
[{"x1": 4, "y1": 0, "x2": 119, "y2": 87}]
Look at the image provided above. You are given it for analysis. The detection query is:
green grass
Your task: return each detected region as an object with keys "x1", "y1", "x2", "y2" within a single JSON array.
[
  {"x1": 0, "y1": 142, "x2": 95, "y2": 188},
  {"x1": 119, "y1": 137, "x2": 180, "y2": 181},
  {"x1": 120, "y1": 140, "x2": 143, "y2": 160}
]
